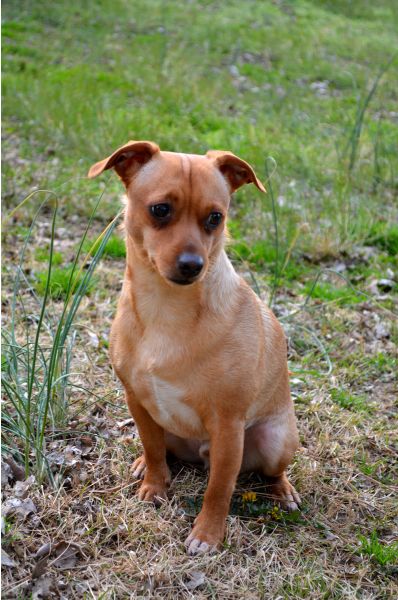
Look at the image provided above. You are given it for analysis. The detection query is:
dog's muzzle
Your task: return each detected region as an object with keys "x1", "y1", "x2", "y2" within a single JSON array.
[{"x1": 170, "y1": 252, "x2": 204, "y2": 285}]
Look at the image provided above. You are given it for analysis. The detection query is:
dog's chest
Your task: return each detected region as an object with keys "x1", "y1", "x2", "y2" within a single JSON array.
[{"x1": 142, "y1": 375, "x2": 206, "y2": 439}]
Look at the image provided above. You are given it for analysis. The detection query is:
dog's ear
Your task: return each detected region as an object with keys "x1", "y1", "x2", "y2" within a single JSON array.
[
  {"x1": 207, "y1": 150, "x2": 266, "y2": 193},
  {"x1": 87, "y1": 140, "x2": 160, "y2": 184}
]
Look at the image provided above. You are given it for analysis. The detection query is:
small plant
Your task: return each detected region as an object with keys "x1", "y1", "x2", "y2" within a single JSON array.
[
  {"x1": 34, "y1": 247, "x2": 63, "y2": 265},
  {"x1": 304, "y1": 281, "x2": 361, "y2": 305},
  {"x1": 366, "y1": 223, "x2": 398, "y2": 257},
  {"x1": 330, "y1": 388, "x2": 370, "y2": 412},
  {"x1": 241, "y1": 491, "x2": 257, "y2": 504},
  {"x1": 358, "y1": 531, "x2": 398, "y2": 566},
  {"x1": 83, "y1": 233, "x2": 126, "y2": 258},
  {"x1": 35, "y1": 265, "x2": 97, "y2": 300},
  {"x1": 1, "y1": 191, "x2": 120, "y2": 483}
]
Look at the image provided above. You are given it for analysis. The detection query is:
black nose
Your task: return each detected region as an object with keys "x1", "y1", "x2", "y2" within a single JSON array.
[{"x1": 177, "y1": 253, "x2": 204, "y2": 278}]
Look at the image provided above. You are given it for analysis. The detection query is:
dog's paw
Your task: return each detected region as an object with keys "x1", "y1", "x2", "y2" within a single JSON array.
[
  {"x1": 268, "y1": 473, "x2": 301, "y2": 512},
  {"x1": 184, "y1": 517, "x2": 223, "y2": 556},
  {"x1": 138, "y1": 481, "x2": 168, "y2": 506},
  {"x1": 131, "y1": 455, "x2": 147, "y2": 479}
]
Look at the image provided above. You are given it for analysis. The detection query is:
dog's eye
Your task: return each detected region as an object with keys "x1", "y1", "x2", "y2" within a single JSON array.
[
  {"x1": 205, "y1": 212, "x2": 223, "y2": 230},
  {"x1": 150, "y1": 203, "x2": 171, "y2": 220}
]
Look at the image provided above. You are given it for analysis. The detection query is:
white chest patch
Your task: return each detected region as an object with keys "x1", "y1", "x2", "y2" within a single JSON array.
[{"x1": 148, "y1": 376, "x2": 203, "y2": 437}]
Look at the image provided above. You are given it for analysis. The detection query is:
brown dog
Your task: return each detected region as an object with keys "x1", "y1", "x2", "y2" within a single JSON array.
[{"x1": 88, "y1": 141, "x2": 300, "y2": 555}]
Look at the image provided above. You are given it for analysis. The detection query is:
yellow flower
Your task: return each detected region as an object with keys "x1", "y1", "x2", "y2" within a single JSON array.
[
  {"x1": 269, "y1": 505, "x2": 281, "y2": 520},
  {"x1": 241, "y1": 491, "x2": 257, "y2": 503}
]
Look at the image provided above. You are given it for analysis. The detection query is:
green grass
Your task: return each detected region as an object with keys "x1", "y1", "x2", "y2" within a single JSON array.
[
  {"x1": 330, "y1": 388, "x2": 372, "y2": 412},
  {"x1": 2, "y1": 194, "x2": 117, "y2": 482},
  {"x1": 34, "y1": 246, "x2": 63, "y2": 264},
  {"x1": 358, "y1": 531, "x2": 398, "y2": 566},
  {"x1": 83, "y1": 233, "x2": 126, "y2": 259},
  {"x1": 366, "y1": 223, "x2": 398, "y2": 257},
  {"x1": 2, "y1": 0, "x2": 398, "y2": 280},
  {"x1": 2, "y1": 2, "x2": 398, "y2": 596},
  {"x1": 304, "y1": 281, "x2": 362, "y2": 305},
  {"x1": 35, "y1": 265, "x2": 96, "y2": 300}
]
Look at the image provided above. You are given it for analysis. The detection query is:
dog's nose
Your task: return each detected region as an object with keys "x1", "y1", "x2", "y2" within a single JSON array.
[{"x1": 177, "y1": 253, "x2": 204, "y2": 278}]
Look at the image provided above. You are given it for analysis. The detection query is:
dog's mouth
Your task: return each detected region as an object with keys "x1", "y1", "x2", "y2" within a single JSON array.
[{"x1": 167, "y1": 276, "x2": 200, "y2": 286}]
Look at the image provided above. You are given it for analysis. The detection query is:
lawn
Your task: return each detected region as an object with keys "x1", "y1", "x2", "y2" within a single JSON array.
[{"x1": 2, "y1": 0, "x2": 398, "y2": 598}]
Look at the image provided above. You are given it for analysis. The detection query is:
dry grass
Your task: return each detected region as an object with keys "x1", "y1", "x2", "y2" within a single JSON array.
[{"x1": 2, "y1": 221, "x2": 397, "y2": 599}]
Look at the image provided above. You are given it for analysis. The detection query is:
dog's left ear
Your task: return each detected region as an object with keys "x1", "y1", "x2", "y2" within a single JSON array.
[
  {"x1": 87, "y1": 140, "x2": 160, "y2": 184},
  {"x1": 207, "y1": 150, "x2": 266, "y2": 193}
]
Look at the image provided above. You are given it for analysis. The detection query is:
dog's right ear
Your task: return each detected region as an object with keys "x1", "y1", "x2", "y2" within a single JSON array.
[{"x1": 87, "y1": 140, "x2": 160, "y2": 185}]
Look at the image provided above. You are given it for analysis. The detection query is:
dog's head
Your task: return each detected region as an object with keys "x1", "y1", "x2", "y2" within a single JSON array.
[{"x1": 88, "y1": 141, "x2": 265, "y2": 286}]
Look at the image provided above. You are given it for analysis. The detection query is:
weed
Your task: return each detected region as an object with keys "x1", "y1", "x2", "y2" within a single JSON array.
[
  {"x1": 330, "y1": 388, "x2": 371, "y2": 412},
  {"x1": 366, "y1": 223, "x2": 398, "y2": 257},
  {"x1": 346, "y1": 55, "x2": 396, "y2": 174},
  {"x1": 35, "y1": 265, "x2": 96, "y2": 300},
  {"x1": 304, "y1": 281, "x2": 361, "y2": 305},
  {"x1": 358, "y1": 531, "x2": 398, "y2": 566},
  {"x1": 34, "y1": 246, "x2": 63, "y2": 265},
  {"x1": 1, "y1": 192, "x2": 119, "y2": 482},
  {"x1": 83, "y1": 233, "x2": 126, "y2": 259},
  {"x1": 2, "y1": 0, "x2": 398, "y2": 596}
]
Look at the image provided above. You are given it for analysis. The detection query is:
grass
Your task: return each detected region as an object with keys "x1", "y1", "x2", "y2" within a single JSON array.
[
  {"x1": 358, "y1": 531, "x2": 398, "y2": 566},
  {"x1": 366, "y1": 223, "x2": 398, "y2": 257},
  {"x1": 34, "y1": 246, "x2": 63, "y2": 264},
  {"x1": 304, "y1": 281, "x2": 362, "y2": 305},
  {"x1": 83, "y1": 233, "x2": 126, "y2": 259},
  {"x1": 35, "y1": 264, "x2": 97, "y2": 299},
  {"x1": 2, "y1": 0, "x2": 398, "y2": 597},
  {"x1": 330, "y1": 388, "x2": 372, "y2": 413},
  {"x1": 2, "y1": 194, "x2": 118, "y2": 482}
]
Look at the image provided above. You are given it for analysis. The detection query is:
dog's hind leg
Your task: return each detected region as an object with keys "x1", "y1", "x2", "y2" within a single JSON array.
[
  {"x1": 242, "y1": 406, "x2": 300, "y2": 511},
  {"x1": 165, "y1": 433, "x2": 205, "y2": 463}
]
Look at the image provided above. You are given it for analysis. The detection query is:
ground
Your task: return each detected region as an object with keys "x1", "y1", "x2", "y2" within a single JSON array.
[{"x1": 1, "y1": 0, "x2": 398, "y2": 598}]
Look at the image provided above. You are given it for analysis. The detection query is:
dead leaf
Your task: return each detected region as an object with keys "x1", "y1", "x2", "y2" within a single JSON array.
[
  {"x1": 1, "y1": 459, "x2": 12, "y2": 486},
  {"x1": 3, "y1": 456, "x2": 25, "y2": 481},
  {"x1": 376, "y1": 278, "x2": 395, "y2": 292},
  {"x1": 51, "y1": 541, "x2": 82, "y2": 570},
  {"x1": 46, "y1": 445, "x2": 83, "y2": 469},
  {"x1": 32, "y1": 575, "x2": 57, "y2": 599},
  {"x1": 35, "y1": 542, "x2": 52, "y2": 560},
  {"x1": 117, "y1": 417, "x2": 135, "y2": 429},
  {"x1": 32, "y1": 556, "x2": 49, "y2": 580},
  {"x1": 186, "y1": 570, "x2": 206, "y2": 590},
  {"x1": 1, "y1": 548, "x2": 16, "y2": 568},
  {"x1": 79, "y1": 435, "x2": 93, "y2": 446},
  {"x1": 375, "y1": 321, "x2": 390, "y2": 339},
  {"x1": 87, "y1": 330, "x2": 100, "y2": 347},
  {"x1": 2, "y1": 497, "x2": 37, "y2": 519},
  {"x1": 14, "y1": 475, "x2": 36, "y2": 499}
]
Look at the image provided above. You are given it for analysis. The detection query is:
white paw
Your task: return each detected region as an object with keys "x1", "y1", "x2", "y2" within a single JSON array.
[{"x1": 185, "y1": 533, "x2": 218, "y2": 556}]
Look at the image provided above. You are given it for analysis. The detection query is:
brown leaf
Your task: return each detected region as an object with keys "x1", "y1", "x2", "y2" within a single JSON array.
[
  {"x1": 2, "y1": 497, "x2": 37, "y2": 519},
  {"x1": 32, "y1": 575, "x2": 57, "y2": 599},
  {"x1": 1, "y1": 460, "x2": 12, "y2": 486},
  {"x1": 34, "y1": 542, "x2": 52, "y2": 560},
  {"x1": 46, "y1": 446, "x2": 83, "y2": 470},
  {"x1": 51, "y1": 541, "x2": 82, "y2": 570},
  {"x1": 3, "y1": 456, "x2": 25, "y2": 481},
  {"x1": 117, "y1": 417, "x2": 135, "y2": 429},
  {"x1": 14, "y1": 475, "x2": 36, "y2": 499},
  {"x1": 1, "y1": 548, "x2": 16, "y2": 568},
  {"x1": 186, "y1": 571, "x2": 206, "y2": 590},
  {"x1": 32, "y1": 556, "x2": 49, "y2": 580}
]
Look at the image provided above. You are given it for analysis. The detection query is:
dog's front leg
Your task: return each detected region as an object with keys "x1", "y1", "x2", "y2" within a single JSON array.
[
  {"x1": 125, "y1": 391, "x2": 171, "y2": 504},
  {"x1": 185, "y1": 419, "x2": 245, "y2": 555}
]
